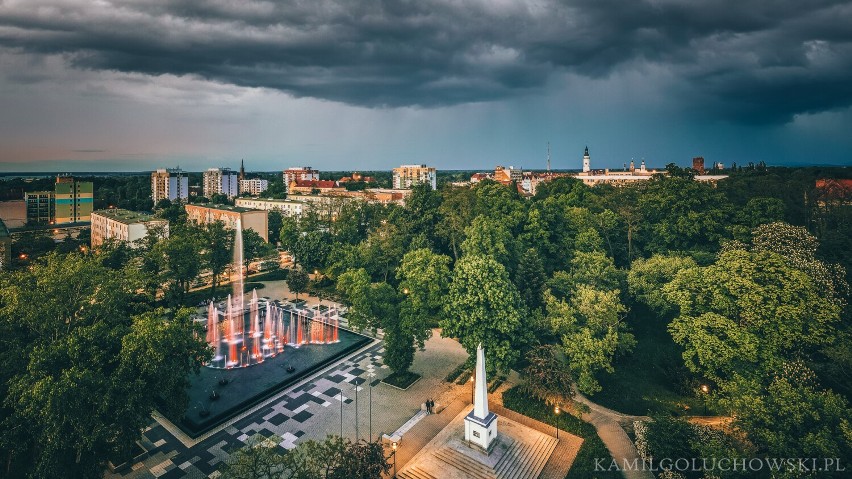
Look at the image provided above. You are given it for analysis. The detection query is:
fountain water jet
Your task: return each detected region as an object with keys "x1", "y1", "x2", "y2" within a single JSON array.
[{"x1": 203, "y1": 220, "x2": 341, "y2": 369}]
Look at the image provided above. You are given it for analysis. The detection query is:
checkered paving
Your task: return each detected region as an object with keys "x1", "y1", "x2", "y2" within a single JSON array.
[{"x1": 107, "y1": 343, "x2": 385, "y2": 479}]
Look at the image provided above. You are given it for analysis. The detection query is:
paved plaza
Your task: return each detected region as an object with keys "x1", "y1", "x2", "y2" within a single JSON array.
[{"x1": 106, "y1": 321, "x2": 469, "y2": 479}]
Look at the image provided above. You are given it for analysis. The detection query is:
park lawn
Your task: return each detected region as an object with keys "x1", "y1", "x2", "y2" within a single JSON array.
[
  {"x1": 502, "y1": 386, "x2": 618, "y2": 479},
  {"x1": 590, "y1": 304, "x2": 705, "y2": 416}
]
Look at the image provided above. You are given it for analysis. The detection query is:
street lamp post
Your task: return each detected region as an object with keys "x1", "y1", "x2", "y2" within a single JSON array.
[
  {"x1": 554, "y1": 406, "x2": 560, "y2": 439},
  {"x1": 701, "y1": 384, "x2": 709, "y2": 416},
  {"x1": 339, "y1": 390, "x2": 344, "y2": 438},
  {"x1": 368, "y1": 370, "x2": 375, "y2": 442},
  {"x1": 391, "y1": 441, "x2": 398, "y2": 478},
  {"x1": 354, "y1": 377, "x2": 359, "y2": 441},
  {"x1": 469, "y1": 371, "x2": 474, "y2": 404}
]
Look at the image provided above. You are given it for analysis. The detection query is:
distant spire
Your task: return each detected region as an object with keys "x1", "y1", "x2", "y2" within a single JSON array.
[{"x1": 239, "y1": 159, "x2": 245, "y2": 180}]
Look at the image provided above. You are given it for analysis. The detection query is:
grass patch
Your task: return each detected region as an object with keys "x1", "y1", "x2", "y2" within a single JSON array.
[
  {"x1": 487, "y1": 376, "x2": 505, "y2": 394},
  {"x1": 445, "y1": 363, "x2": 468, "y2": 383},
  {"x1": 455, "y1": 370, "x2": 472, "y2": 385},
  {"x1": 169, "y1": 282, "x2": 267, "y2": 308},
  {"x1": 591, "y1": 304, "x2": 704, "y2": 416},
  {"x1": 251, "y1": 269, "x2": 289, "y2": 282},
  {"x1": 382, "y1": 371, "x2": 421, "y2": 390},
  {"x1": 502, "y1": 386, "x2": 618, "y2": 479}
]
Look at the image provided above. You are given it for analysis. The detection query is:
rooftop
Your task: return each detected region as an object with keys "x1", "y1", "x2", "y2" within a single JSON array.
[
  {"x1": 92, "y1": 209, "x2": 162, "y2": 225},
  {"x1": 236, "y1": 197, "x2": 304, "y2": 204},
  {"x1": 186, "y1": 203, "x2": 261, "y2": 213}
]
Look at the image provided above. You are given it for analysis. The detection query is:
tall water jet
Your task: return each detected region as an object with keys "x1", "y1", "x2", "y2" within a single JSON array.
[{"x1": 201, "y1": 218, "x2": 342, "y2": 369}]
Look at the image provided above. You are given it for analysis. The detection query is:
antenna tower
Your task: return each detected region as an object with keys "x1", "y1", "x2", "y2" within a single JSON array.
[{"x1": 547, "y1": 142, "x2": 551, "y2": 172}]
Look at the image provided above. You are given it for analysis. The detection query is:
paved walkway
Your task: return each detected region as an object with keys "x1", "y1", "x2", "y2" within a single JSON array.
[
  {"x1": 572, "y1": 393, "x2": 653, "y2": 479},
  {"x1": 392, "y1": 382, "x2": 583, "y2": 479},
  {"x1": 390, "y1": 397, "x2": 470, "y2": 476},
  {"x1": 105, "y1": 315, "x2": 468, "y2": 478}
]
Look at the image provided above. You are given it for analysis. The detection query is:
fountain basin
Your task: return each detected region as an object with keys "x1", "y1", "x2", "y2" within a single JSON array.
[{"x1": 174, "y1": 326, "x2": 371, "y2": 438}]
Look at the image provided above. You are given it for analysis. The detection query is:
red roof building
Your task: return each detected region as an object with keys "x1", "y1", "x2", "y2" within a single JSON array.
[{"x1": 288, "y1": 179, "x2": 342, "y2": 195}]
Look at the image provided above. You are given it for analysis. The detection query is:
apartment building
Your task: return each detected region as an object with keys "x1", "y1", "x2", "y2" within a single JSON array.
[
  {"x1": 151, "y1": 168, "x2": 189, "y2": 203},
  {"x1": 90, "y1": 209, "x2": 169, "y2": 248},
  {"x1": 234, "y1": 198, "x2": 305, "y2": 218},
  {"x1": 392, "y1": 164, "x2": 437, "y2": 190},
  {"x1": 185, "y1": 204, "x2": 268, "y2": 241},
  {"x1": 283, "y1": 167, "x2": 320, "y2": 186},
  {"x1": 238, "y1": 178, "x2": 269, "y2": 196},
  {"x1": 203, "y1": 168, "x2": 239, "y2": 199},
  {"x1": 54, "y1": 176, "x2": 93, "y2": 224},
  {"x1": 25, "y1": 191, "x2": 54, "y2": 225}
]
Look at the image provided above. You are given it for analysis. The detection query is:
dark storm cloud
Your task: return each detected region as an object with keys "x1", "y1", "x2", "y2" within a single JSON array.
[{"x1": 1, "y1": 0, "x2": 851, "y2": 123}]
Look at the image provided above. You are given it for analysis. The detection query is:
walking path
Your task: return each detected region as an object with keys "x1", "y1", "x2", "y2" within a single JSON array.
[{"x1": 493, "y1": 375, "x2": 654, "y2": 479}]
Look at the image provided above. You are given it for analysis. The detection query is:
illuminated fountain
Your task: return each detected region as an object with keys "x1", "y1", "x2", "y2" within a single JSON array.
[{"x1": 203, "y1": 220, "x2": 341, "y2": 369}]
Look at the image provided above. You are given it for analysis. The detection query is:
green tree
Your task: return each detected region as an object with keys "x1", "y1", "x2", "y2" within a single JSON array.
[
  {"x1": 220, "y1": 435, "x2": 390, "y2": 479},
  {"x1": 210, "y1": 193, "x2": 231, "y2": 205},
  {"x1": 397, "y1": 248, "x2": 451, "y2": 336},
  {"x1": 287, "y1": 268, "x2": 310, "y2": 301},
  {"x1": 637, "y1": 176, "x2": 731, "y2": 253},
  {"x1": 359, "y1": 220, "x2": 406, "y2": 282},
  {"x1": 398, "y1": 182, "x2": 442, "y2": 242},
  {"x1": 545, "y1": 286, "x2": 634, "y2": 394},
  {"x1": 335, "y1": 272, "x2": 415, "y2": 374},
  {"x1": 460, "y1": 215, "x2": 515, "y2": 271},
  {"x1": 473, "y1": 180, "x2": 526, "y2": 233},
  {"x1": 219, "y1": 434, "x2": 284, "y2": 479},
  {"x1": 514, "y1": 248, "x2": 547, "y2": 311},
  {"x1": 436, "y1": 186, "x2": 477, "y2": 260},
  {"x1": 0, "y1": 255, "x2": 209, "y2": 478},
  {"x1": 384, "y1": 249, "x2": 453, "y2": 374},
  {"x1": 242, "y1": 228, "x2": 272, "y2": 270},
  {"x1": 441, "y1": 255, "x2": 525, "y2": 373},
  {"x1": 292, "y1": 230, "x2": 332, "y2": 272},
  {"x1": 627, "y1": 254, "x2": 697, "y2": 315},
  {"x1": 665, "y1": 249, "x2": 840, "y2": 386},
  {"x1": 726, "y1": 362, "x2": 851, "y2": 468},
  {"x1": 335, "y1": 269, "x2": 377, "y2": 331},
  {"x1": 267, "y1": 210, "x2": 284, "y2": 245},
  {"x1": 153, "y1": 227, "x2": 202, "y2": 305},
  {"x1": 563, "y1": 250, "x2": 623, "y2": 293},
  {"x1": 278, "y1": 215, "x2": 300, "y2": 251},
  {"x1": 522, "y1": 344, "x2": 574, "y2": 405},
  {"x1": 202, "y1": 221, "x2": 234, "y2": 297}
]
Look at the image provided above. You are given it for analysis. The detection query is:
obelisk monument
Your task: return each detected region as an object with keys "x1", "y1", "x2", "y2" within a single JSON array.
[{"x1": 464, "y1": 343, "x2": 498, "y2": 453}]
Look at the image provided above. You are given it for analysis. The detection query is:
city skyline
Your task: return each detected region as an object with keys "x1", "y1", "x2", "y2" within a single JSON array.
[{"x1": 1, "y1": 1, "x2": 851, "y2": 172}]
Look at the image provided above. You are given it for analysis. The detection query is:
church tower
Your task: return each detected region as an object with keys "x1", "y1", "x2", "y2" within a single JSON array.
[
  {"x1": 464, "y1": 344, "x2": 498, "y2": 453},
  {"x1": 582, "y1": 146, "x2": 591, "y2": 173},
  {"x1": 239, "y1": 159, "x2": 245, "y2": 181}
]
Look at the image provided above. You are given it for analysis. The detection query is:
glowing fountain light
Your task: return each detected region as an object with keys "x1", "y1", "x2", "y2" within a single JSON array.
[{"x1": 203, "y1": 219, "x2": 341, "y2": 369}]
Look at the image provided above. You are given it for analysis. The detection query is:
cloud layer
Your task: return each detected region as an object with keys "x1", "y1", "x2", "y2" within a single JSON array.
[{"x1": 2, "y1": 0, "x2": 851, "y2": 124}]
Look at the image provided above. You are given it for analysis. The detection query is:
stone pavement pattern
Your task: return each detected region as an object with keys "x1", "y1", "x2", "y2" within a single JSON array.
[{"x1": 106, "y1": 331, "x2": 468, "y2": 479}]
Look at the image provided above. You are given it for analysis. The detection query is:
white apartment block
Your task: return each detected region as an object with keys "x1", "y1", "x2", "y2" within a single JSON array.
[
  {"x1": 151, "y1": 168, "x2": 189, "y2": 203},
  {"x1": 90, "y1": 209, "x2": 169, "y2": 248},
  {"x1": 234, "y1": 198, "x2": 305, "y2": 218},
  {"x1": 238, "y1": 178, "x2": 269, "y2": 196},
  {"x1": 283, "y1": 167, "x2": 320, "y2": 186},
  {"x1": 203, "y1": 168, "x2": 239, "y2": 199},
  {"x1": 393, "y1": 164, "x2": 437, "y2": 190}
]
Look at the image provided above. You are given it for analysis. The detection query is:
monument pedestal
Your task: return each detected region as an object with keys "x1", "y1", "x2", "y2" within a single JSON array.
[{"x1": 464, "y1": 410, "x2": 498, "y2": 453}]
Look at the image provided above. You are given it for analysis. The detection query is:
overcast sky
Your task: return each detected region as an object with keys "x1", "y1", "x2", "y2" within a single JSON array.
[{"x1": 1, "y1": 0, "x2": 851, "y2": 172}]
